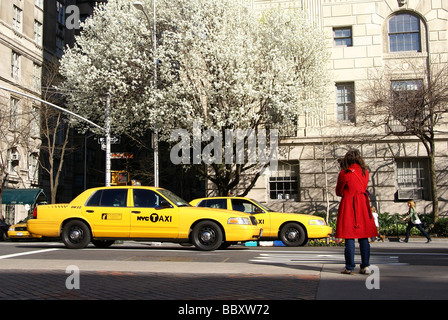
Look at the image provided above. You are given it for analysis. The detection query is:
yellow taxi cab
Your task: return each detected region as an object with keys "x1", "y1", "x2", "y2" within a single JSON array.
[
  {"x1": 27, "y1": 186, "x2": 261, "y2": 251},
  {"x1": 8, "y1": 215, "x2": 42, "y2": 240},
  {"x1": 190, "y1": 197, "x2": 332, "y2": 246}
]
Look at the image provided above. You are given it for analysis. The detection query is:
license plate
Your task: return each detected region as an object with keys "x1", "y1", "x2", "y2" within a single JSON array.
[{"x1": 17, "y1": 232, "x2": 23, "y2": 236}]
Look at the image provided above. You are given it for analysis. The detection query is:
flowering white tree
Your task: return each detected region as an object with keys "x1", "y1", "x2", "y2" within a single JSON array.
[{"x1": 60, "y1": 0, "x2": 329, "y2": 195}]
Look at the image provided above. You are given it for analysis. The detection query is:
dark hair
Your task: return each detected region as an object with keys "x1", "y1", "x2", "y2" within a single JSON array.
[{"x1": 340, "y1": 149, "x2": 367, "y2": 175}]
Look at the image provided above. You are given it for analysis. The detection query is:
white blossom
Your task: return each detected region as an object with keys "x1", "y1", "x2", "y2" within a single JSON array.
[{"x1": 59, "y1": 0, "x2": 329, "y2": 139}]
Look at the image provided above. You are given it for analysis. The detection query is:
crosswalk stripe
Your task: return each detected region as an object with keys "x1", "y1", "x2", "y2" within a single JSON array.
[{"x1": 250, "y1": 253, "x2": 405, "y2": 265}]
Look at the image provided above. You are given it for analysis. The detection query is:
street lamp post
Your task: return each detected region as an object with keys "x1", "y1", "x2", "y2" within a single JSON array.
[
  {"x1": 105, "y1": 92, "x2": 111, "y2": 186},
  {"x1": 133, "y1": 0, "x2": 159, "y2": 188}
]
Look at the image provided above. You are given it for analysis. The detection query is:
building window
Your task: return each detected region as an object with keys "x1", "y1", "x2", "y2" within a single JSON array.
[
  {"x1": 396, "y1": 158, "x2": 429, "y2": 200},
  {"x1": 336, "y1": 83, "x2": 355, "y2": 123},
  {"x1": 12, "y1": 6, "x2": 23, "y2": 33},
  {"x1": 56, "y1": 35, "x2": 65, "y2": 58},
  {"x1": 28, "y1": 152, "x2": 39, "y2": 182},
  {"x1": 10, "y1": 98, "x2": 19, "y2": 130},
  {"x1": 389, "y1": 13, "x2": 421, "y2": 52},
  {"x1": 34, "y1": 20, "x2": 43, "y2": 46},
  {"x1": 35, "y1": 0, "x2": 44, "y2": 10},
  {"x1": 269, "y1": 163, "x2": 299, "y2": 200},
  {"x1": 387, "y1": 79, "x2": 424, "y2": 133},
  {"x1": 56, "y1": 1, "x2": 66, "y2": 25},
  {"x1": 55, "y1": 1, "x2": 66, "y2": 58},
  {"x1": 30, "y1": 106, "x2": 40, "y2": 137},
  {"x1": 391, "y1": 79, "x2": 422, "y2": 92},
  {"x1": 391, "y1": 79, "x2": 423, "y2": 106},
  {"x1": 7, "y1": 148, "x2": 20, "y2": 176},
  {"x1": 11, "y1": 51, "x2": 20, "y2": 80},
  {"x1": 333, "y1": 27, "x2": 352, "y2": 47},
  {"x1": 33, "y1": 63, "x2": 42, "y2": 91}
]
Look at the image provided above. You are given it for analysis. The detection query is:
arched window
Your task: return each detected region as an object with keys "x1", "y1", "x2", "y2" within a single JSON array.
[{"x1": 388, "y1": 13, "x2": 421, "y2": 52}]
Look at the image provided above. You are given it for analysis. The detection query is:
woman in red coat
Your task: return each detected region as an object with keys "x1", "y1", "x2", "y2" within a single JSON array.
[{"x1": 336, "y1": 149, "x2": 378, "y2": 275}]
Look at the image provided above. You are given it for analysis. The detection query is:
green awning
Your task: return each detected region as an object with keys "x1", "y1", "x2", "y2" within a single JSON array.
[{"x1": 1, "y1": 189, "x2": 47, "y2": 205}]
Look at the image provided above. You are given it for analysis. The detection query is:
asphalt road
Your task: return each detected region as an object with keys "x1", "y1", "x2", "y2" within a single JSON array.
[
  {"x1": 0, "y1": 239, "x2": 447, "y2": 312},
  {"x1": 1, "y1": 239, "x2": 447, "y2": 266}
]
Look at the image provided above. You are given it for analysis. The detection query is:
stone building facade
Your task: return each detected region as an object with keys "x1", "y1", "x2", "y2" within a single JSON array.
[
  {"x1": 0, "y1": 0, "x2": 45, "y2": 223},
  {"x1": 0, "y1": 0, "x2": 97, "y2": 223},
  {"x1": 245, "y1": 0, "x2": 448, "y2": 217}
]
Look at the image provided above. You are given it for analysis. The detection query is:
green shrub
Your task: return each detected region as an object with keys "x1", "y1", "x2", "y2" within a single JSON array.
[
  {"x1": 320, "y1": 210, "x2": 447, "y2": 238},
  {"x1": 433, "y1": 218, "x2": 448, "y2": 237},
  {"x1": 308, "y1": 239, "x2": 345, "y2": 247}
]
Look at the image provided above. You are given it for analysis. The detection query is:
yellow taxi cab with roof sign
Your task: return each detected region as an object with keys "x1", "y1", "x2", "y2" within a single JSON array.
[
  {"x1": 27, "y1": 187, "x2": 261, "y2": 251},
  {"x1": 190, "y1": 197, "x2": 332, "y2": 246}
]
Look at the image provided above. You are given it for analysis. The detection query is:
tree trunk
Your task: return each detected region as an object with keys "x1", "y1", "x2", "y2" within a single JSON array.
[{"x1": 428, "y1": 141, "x2": 439, "y2": 223}]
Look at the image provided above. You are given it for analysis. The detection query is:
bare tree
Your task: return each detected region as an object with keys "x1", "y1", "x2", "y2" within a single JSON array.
[
  {"x1": 39, "y1": 60, "x2": 74, "y2": 203},
  {"x1": 361, "y1": 62, "x2": 448, "y2": 223}
]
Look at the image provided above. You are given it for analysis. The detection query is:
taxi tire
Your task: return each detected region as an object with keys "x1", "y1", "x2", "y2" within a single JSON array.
[
  {"x1": 279, "y1": 222, "x2": 306, "y2": 247},
  {"x1": 191, "y1": 221, "x2": 223, "y2": 251},
  {"x1": 62, "y1": 220, "x2": 91, "y2": 249}
]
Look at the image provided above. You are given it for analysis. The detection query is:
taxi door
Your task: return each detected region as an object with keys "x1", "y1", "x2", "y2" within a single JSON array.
[
  {"x1": 230, "y1": 198, "x2": 272, "y2": 236},
  {"x1": 129, "y1": 189, "x2": 179, "y2": 239},
  {"x1": 82, "y1": 188, "x2": 131, "y2": 238}
]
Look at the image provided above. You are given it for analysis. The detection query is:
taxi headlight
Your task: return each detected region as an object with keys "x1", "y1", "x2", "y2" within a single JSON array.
[
  {"x1": 228, "y1": 217, "x2": 251, "y2": 225},
  {"x1": 309, "y1": 219, "x2": 326, "y2": 226},
  {"x1": 8, "y1": 227, "x2": 14, "y2": 231}
]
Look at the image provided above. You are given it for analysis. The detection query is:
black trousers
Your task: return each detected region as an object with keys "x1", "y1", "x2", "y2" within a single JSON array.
[{"x1": 404, "y1": 221, "x2": 431, "y2": 241}]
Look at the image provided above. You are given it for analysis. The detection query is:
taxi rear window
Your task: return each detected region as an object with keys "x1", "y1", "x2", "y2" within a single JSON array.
[{"x1": 86, "y1": 189, "x2": 128, "y2": 207}]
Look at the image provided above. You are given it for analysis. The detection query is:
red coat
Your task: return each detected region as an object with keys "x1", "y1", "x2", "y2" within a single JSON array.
[{"x1": 335, "y1": 164, "x2": 378, "y2": 239}]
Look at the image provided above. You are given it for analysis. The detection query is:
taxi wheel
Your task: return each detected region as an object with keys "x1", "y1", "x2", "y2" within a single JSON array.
[
  {"x1": 62, "y1": 220, "x2": 91, "y2": 249},
  {"x1": 279, "y1": 223, "x2": 306, "y2": 246},
  {"x1": 191, "y1": 221, "x2": 223, "y2": 251}
]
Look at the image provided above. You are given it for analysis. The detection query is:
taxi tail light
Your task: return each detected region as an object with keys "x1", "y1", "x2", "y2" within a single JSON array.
[{"x1": 33, "y1": 207, "x2": 37, "y2": 219}]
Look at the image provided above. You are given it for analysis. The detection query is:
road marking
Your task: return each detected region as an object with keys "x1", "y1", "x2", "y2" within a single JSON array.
[
  {"x1": 250, "y1": 253, "x2": 405, "y2": 265},
  {"x1": 0, "y1": 248, "x2": 60, "y2": 260}
]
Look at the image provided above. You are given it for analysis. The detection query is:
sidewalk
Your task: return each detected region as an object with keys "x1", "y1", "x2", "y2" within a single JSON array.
[
  {"x1": 0, "y1": 238, "x2": 446, "y2": 300},
  {"x1": 317, "y1": 238, "x2": 448, "y2": 300}
]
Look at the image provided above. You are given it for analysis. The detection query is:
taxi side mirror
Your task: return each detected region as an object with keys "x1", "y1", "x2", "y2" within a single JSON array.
[
  {"x1": 254, "y1": 207, "x2": 263, "y2": 214},
  {"x1": 158, "y1": 200, "x2": 172, "y2": 209}
]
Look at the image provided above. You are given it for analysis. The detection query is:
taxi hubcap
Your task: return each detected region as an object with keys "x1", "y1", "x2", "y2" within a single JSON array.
[
  {"x1": 69, "y1": 228, "x2": 82, "y2": 242},
  {"x1": 201, "y1": 231, "x2": 212, "y2": 242},
  {"x1": 286, "y1": 229, "x2": 298, "y2": 240},
  {"x1": 199, "y1": 227, "x2": 216, "y2": 244}
]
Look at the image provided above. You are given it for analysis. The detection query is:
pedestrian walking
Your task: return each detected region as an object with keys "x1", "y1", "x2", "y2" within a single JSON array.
[
  {"x1": 370, "y1": 206, "x2": 379, "y2": 242},
  {"x1": 370, "y1": 206, "x2": 385, "y2": 242},
  {"x1": 335, "y1": 149, "x2": 378, "y2": 275},
  {"x1": 401, "y1": 200, "x2": 432, "y2": 243}
]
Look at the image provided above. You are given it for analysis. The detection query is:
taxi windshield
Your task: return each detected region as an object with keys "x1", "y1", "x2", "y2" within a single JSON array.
[{"x1": 158, "y1": 189, "x2": 191, "y2": 207}]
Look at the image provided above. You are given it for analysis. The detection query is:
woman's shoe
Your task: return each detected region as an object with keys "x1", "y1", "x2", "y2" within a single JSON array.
[
  {"x1": 341, "y1": 269, "x2": 354, "y2": 275},
  {"x1": 359, "y1": 267, "x2": 370, "y2": 275}
]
